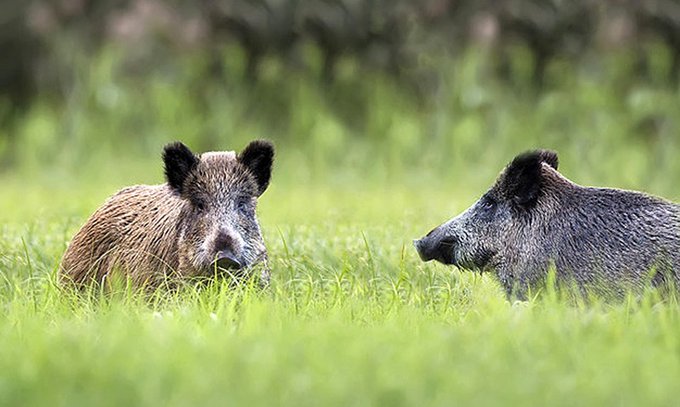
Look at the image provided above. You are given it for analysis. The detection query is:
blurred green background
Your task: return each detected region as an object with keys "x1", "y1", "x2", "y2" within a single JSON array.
[{"x1": 2, "y1": 0, "x2": 680, "y2": 197}]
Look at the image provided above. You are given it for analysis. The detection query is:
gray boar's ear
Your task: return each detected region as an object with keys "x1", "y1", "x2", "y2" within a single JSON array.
[
  {"x1": 502, "y1": 149, "x2": 558, "y2": 208},
  {"x1": 163, "y1": 142, "x2": 199, "y2": 194},
  {"x1": 537, "y1": 149, "x2": 558, "y2": 170},
  {"x1": 238, "y1": 140, "x2": 275, "y2": 196}
]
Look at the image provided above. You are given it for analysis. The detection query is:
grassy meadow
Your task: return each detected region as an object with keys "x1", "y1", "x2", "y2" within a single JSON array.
[{"x1": 2, "y1": 49, "x2": 680, "y2": 405}]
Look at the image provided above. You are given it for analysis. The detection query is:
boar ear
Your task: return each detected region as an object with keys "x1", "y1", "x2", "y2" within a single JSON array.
[
  {"x1": 503, "y1": 149, "x2": 558, "y2": 208},
  {"x1": 239, "y1": 140, "x2": 275, "y2": 196},
  {"x1": 163, "y1": 142, "x2": 199, "y2": 194},
  {"x1": 537, "y1": 149, "x2": 558, "y2": 170}
]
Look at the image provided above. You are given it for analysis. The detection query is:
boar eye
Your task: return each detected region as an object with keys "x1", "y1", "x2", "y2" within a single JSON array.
[{"x1": 194, "y1": 200, "x2": 206, "y2": 212}]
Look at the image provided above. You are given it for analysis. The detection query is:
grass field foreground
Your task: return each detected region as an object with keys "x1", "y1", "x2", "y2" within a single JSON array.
[{"x1": 2, "y1": 179, "x2": 680, "y2": 406}]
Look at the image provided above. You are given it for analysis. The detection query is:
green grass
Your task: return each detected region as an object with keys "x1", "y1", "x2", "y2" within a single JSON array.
[
  {"x1": 3, "y1": 177, "x2": 680, "y2": 406},
  {"x1": 3, "y1": 49, "x2": 680, "y2": 405}
]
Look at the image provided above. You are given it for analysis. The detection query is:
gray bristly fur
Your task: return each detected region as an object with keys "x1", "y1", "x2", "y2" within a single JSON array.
[
  {"x1": 59, "y1": 140, "x2": 274, "y2": 290},
  {"x1": 415, "y1": 150, "x2": 680, "y2": 300}
]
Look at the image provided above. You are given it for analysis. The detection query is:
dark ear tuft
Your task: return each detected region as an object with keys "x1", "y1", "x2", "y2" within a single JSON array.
[
  {"x1": 537, "y1": 149, "x2": 558, "y2": 170},
  {"x1": 238, "y1": 140, "x2": 275, "y2": 196},
  {"x1": 502, "y1": 149, "x2": 558, "y2": 208},
  {"x1": 163, "y1": 142, "x2": 199, "y2": 194}
]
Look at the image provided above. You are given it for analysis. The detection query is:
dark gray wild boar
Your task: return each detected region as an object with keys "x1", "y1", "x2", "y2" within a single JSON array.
[
  {"x1": 59, "y1": 140, "x2": 274, "y2": 289},
  {"x1": 414, "y1": 150, "x2": 680, "y2": 299}
]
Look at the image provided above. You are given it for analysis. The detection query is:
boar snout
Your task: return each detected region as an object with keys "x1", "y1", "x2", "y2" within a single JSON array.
[
  {"x1": 212, "y1": 231, "x2": 244, "y2": 270},
  {"x1": 213, "y1": 251, "x2": 243, "y2": 270},
  {"x1": 414, "y1": 231, "x2": 457, "y2": 264}
]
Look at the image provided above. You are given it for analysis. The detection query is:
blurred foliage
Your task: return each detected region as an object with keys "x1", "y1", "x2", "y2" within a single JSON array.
[
  {"x1": 6, "y1": 0, "x2": 680, "y2": 92},
  {"x1": 1, "y1": 0, "x2": 680, "y2": 174}
]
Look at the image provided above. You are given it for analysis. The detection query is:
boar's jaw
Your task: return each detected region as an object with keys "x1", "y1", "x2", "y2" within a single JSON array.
[{"x1": 458, "y1": 249, "x2": 495, "y2": 273}]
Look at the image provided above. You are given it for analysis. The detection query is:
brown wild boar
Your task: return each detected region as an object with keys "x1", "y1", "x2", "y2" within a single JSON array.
[{"x1": 59, "y1": 140, "x2": 274, "y2": 288}]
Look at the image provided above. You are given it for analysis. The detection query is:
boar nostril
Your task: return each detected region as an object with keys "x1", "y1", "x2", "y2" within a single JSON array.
[
  {"x1": 414, "y1": 238, "x2": 434, "y2": 262},
  {"x1": 213, "y1": 250, "x2": 243, "y2": 270}
]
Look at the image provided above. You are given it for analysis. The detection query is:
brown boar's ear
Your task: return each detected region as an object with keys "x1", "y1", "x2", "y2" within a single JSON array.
[
  {"x1": 502, "y1": 149, "x2": 558, "y2": 208},
  {"x1": 163, "y1": 142, "x2": 199, "y2": 194},
  {"x1": 238, "y1": 140, "x2": 275, "y2": 196}
]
